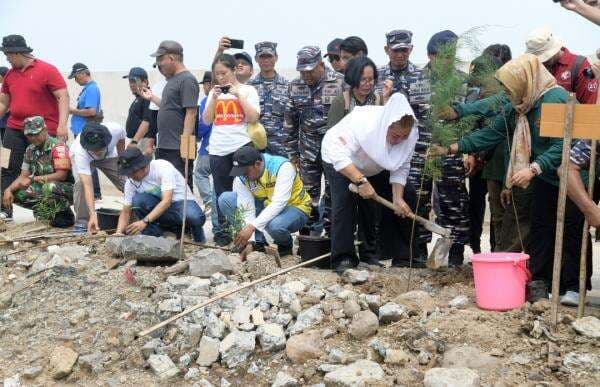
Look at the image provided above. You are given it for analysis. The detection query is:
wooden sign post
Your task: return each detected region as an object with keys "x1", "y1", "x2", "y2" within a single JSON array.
[{"x1": 540, "y1": 93, "x2": 600, "y2": 326}]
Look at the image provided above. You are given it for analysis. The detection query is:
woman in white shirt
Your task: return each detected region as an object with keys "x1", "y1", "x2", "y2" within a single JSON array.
[
  {"x1": 322, "y1": 93, "x2": 418, "y2": 274},
  {"x1": 203, "y1": 54, "x2": 260, "y2": 246}
]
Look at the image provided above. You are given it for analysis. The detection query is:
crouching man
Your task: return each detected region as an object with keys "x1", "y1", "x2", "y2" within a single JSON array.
[
  {"x1": 218, "y1": 146, "x2": 311, "y2": 258},
  {"x1": 71, "y1": 119, "x2": 126, "y2": 233},
  {"x1": 2, "y1": 116, "x2": 74, "y2": 227},
  {"x1": 115, "y1": 147, "x2": 206, "y2": 242}
]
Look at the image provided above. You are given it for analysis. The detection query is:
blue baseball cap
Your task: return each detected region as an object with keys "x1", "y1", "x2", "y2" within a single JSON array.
[
  {"x1": 123, "y1": 67, "x2": 148, "y2": 80},
  {"x1": 234, "y1": 52, "x2": 253, "y2": 68}
]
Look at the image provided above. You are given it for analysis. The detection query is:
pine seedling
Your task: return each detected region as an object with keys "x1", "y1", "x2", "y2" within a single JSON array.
[
  {"x1": 32, "y1": 190, "x2": 64, "y2": 224},
  {"x1": 227, "y1": 205, "x2": 249, "y2": 241}
]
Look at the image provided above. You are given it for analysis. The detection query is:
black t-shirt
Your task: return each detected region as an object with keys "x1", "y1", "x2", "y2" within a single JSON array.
[{"x1": 125, "y1": 96, "x2": 151, "y2": 138}]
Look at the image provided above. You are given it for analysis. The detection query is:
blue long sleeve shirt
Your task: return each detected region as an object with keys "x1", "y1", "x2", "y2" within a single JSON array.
[{"x1": 196, "y1": 96, "x2": 212, "y2": 156}]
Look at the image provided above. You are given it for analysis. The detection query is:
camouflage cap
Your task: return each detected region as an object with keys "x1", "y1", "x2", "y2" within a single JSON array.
[
  {"x1": 296, "y1": 46, "x2": 322, "y2": 71},
  {"x1": 255, "y1": 41, "x2": 277, "y2": 56},
  {"x1": 23, "y1": 116, "x2": 46, "y2": 135},
  {"x1": 386, "y1": 30, "x2": 413, "y2": 50}
]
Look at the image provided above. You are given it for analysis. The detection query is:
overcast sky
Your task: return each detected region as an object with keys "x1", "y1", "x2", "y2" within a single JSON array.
[{"x1": 1, "y1": 0, "x2": 599, "y2": 72}]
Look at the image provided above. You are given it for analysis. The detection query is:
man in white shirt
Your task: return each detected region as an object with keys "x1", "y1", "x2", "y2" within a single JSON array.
[
  {"x1": 71, "y1": 118, "x2": 126, "y2": 233},
  {"x1": 115, "y1": 147, "x2": 206, "y2": 242},
  {"x1": 218, "y1": 146, "x2": 311, "y2": 259}
]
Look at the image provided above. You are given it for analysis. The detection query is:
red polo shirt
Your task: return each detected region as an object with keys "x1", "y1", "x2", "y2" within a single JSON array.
[
  {"x1": 549, "y1": 48, "x2": 598, "y2": 104},
  {"x1": 0, "y1": 59, "x2": 67, "y2": 134}
]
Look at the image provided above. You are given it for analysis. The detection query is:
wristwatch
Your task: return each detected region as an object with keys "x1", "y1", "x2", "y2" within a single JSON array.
[
  {"x1": 355, "y1": 176, "x2": 368, "y2": 186},
  {"x1": 143, "y1": 217, "x2": 151, "y2": 224},
  {"x1": 529, "y1": 162, "x2": 542, "y2": 176}
]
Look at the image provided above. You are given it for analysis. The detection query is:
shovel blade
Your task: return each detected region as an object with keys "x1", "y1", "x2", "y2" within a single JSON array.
[{"x1": 427, "y1": 237, "x2": 452, "y2": 269}]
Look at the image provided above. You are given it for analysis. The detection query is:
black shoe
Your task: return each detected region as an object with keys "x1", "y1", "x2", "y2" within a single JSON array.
[
  {"x1": 277, "y1": 244, "x2": 293, "y2": 257},
  {"x1": 253, "y1": 241, "x2": 268, "y2": 253},
  {"x1": 213, "y1": 234, "x2": 232, "y2": 247},
  {"x1": 391, "y1": 257, "x2": 427, "y2": 268},
  {"x1": 50, "y1": 208, "x2": 75, "y2": 228},
  {"x1": 335, "y1": 258, "x2": 354, "y2": 275},
  {"x1": 448, "y1": 244, "x2": 465, "y2": 267}
]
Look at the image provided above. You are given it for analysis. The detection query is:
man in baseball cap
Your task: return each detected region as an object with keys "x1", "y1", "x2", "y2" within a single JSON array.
[
  {"x1": 114, "y1": 147, "x2": 206, "y2": 242},
  {"x1": 324, "y1": 38, "x2": 344, "y2": 73},
  {"x1": 526, "y1": 26, "x2": 598, "y2": 104},
  {"x1": 218, "y1": 146, "x2": 311, "y2": 259},
  {"x1": 234, "y1": 51, "x2": 254, "y2": 83},
  {"x1": 71, "y1": 117, "x2": 127, "y2": 234},
  {"x1": 3, "y1": 116, "x2": 75, "y2": 227}
]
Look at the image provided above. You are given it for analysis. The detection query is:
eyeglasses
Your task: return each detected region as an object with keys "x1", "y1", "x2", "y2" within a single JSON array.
[
  {"x1": 359, "y1": 77, "x2": 375, "y2": 85},
  {"x1": 327, "y1": 55, "x2": 341, "y2": 63}
]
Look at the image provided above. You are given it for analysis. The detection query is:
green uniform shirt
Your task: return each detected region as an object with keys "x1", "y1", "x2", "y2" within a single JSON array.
[{"x1": 458, "y1": 87, "x2": 569, "y2": 187}]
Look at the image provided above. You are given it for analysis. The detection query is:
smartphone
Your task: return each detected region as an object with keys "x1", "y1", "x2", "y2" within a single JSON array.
[
  {"x1": 220, "y1": 85, "x2": 231, "y2": 94},
  {"x1": 229, "y1": 39, "x2": 244, "y2": 49}
]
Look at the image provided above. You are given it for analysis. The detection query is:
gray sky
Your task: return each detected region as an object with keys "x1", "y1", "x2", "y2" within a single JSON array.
[{"x1": 1, "y1": 0, "x2": 599, "y2": 72}]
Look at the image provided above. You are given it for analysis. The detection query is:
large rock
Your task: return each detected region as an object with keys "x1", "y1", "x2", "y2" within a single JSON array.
[
  {"x1": 271, "y1": 371, "x2": 299, "y2": 387},
  {"x1": 3, "y1": 374, "x2": 20, "y2": 387},
  {"x1": 343, "y1": 299, "x2": 361, "y2": 318},
  {"x1": 106, "y1": 235, "x2": 181, "y2": 263},
  {"x1": 348, "y1": 310, "x2": 378, "y2": 339},
  {"x1": 341, "y1": 269, "x2": 369, "y2": 285},
  {"x1": 424, "y1": 368, "x2": 480, "y2": 387},
  {"x1": 189, "y1": 249, "x2": 234, "y2": 278},
  {"x1": 378, "y1": 302, "x2": 406, "y2": 323},
  {"x1": 394, "y1": 290, "x2": 436, "y2": 315},
  {"x1": 442, "y1": 346, "x2": 499, "y2": 370},
  {"x1": 562, "y1": 352, "x2": 600, "y2": 371},
  {"x1": 285, "y1": 330, "x2": 324, "y2": 364},
  {"x1": 323, "y1": 360, "x2": 384, "y2": 386},
  {"x1": 219, "y1": 330, "x2": 256, "y2": 368},
  {"x1": 204, "y1": 313, "x2": 227, "y2": 339},
  {"x1": 148, "y1": 354, "x2": 180, "y2": 379},
  {"x1": 288, "y1": 305, "x2": 324, "y2": 335},
  {"x1": 257, "y1": 323, "x2": 286, "y2": 352},
  {"x1": 571, "y1": 316, "x2": 600, "y2": 338},
  {"x1": 197, "y1": 336, "x2": 220, "y2": 367},
  {"x1": 48, "y1": 346, "x2": 79, "y2": 380}
]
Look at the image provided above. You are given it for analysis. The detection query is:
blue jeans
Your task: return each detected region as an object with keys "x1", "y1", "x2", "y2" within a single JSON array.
[
  {"x1": 132, "y1": 192, "x2": 206, "y2": 242},
  {"x1": 218, "y1": 191, "x2": 308, "y2": 250},
  {"x1": 193, "y1": 154, "x2": 218, "y2": 230}
]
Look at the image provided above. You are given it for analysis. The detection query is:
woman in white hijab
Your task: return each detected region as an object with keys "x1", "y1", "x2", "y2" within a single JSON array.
[{"x1": 322, "y1": 93, "x2": 419, "y2": 274}]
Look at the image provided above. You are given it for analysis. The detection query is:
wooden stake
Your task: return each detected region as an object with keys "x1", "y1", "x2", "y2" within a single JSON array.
[
  {"x1": 550, "y1": 93, "x2": 576, "y2": 327},
  {"x1": 578, "y1": 103, "x2": 599, "y2": 317},
  {"x1": 178, "y1": 156, "x2": 190, "y2": 261},
  {"x1": 136, "y1": 251, "x2": 332, "y2": 338}
]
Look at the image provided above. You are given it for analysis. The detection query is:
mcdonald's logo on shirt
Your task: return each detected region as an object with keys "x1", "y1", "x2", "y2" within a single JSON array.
[{"x1": 214, "y1": 98, "x2": 245, "y2": 125}]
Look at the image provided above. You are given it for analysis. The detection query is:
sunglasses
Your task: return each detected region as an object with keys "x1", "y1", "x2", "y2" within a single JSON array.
[
  {"x1": 327, "y1": 55, "x2": 341, "y2": 63},
  {"x1": 391, "y1": 47, "x2": 411, "y2": 53}
]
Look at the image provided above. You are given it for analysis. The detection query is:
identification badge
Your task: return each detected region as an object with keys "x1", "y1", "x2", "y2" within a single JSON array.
[
  {"x1": 409, "y1": 79, "x2": 431, "y2": 104},
  {"x1": 0, "y1": 147, "x2": 10, "y2": 169},
  {"x1": 291, "y1": 85, "x2": 310, "y2": 97}
]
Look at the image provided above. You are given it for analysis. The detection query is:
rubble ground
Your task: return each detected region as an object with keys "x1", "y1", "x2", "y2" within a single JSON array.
[{"x1": 0, "y1": 223, "x2": 599, "y2": 386}]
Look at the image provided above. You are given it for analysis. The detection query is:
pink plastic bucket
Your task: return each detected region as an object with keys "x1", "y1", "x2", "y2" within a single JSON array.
[{"x1": 471, "y1": 252, "x2": 531, "y2": 311}]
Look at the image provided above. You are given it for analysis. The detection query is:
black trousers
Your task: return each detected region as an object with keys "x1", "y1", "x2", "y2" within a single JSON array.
[
  {"x1": 468, "y1": 171, "x2": 488, "y2": 253},
  {"x1": 529, "y1": 178, "x2": 592, "y2": 293},
  {"x1": 1, "y1": 128, "x2": 29, "y2": 215},
  {"x1": 209, "y1": 152, "x2": 236, "y2": 239},
  {"x1": 325, "y1": 162, "x2": 417, "y2": 267},
  {"x1": 156, "y1": 148, "x2": 193, "y2": 190}
]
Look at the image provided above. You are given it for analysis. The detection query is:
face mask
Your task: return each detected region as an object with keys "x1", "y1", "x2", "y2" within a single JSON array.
[{"x1": 87, "y1": 148, "x2": 108, "y2": 161}]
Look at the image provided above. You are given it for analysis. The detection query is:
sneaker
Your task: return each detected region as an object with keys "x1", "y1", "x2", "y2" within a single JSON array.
[
  {"x1": 335, "y1": 258, "x2": 354, "y2": 276},
  {"x1": 560, "y1": 290, "x2": 579, "y2": 307},
  {"x1": 0, "y1": 211, "x2": 13, "y2": 222}
]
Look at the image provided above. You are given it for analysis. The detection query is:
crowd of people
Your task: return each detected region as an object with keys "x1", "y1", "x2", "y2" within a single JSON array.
[{"x1": 0, "y1": 2, "x2": 598, "y2": 306}]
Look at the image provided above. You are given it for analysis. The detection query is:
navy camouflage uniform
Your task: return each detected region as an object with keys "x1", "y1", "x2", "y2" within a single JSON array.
[
  {"x1": 247, "y1": 42, "x2": 290, "y2": 157},
  {"x1": 570, "y1": 140, "x2": 600, "y2": 172},
  {"x1": 283, "y1": 46, "x2": 344, "y2": 234}
]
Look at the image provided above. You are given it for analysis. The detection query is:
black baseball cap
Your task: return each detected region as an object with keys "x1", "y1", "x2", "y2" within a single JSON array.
[
  {"x1": 324, "y1": 38, "x2": 343, "y2": 58},
  {"x1": 123, "y1": 67, "x2": 148, "y2": 80},
  {"x1": 201, "y1": 71, "x2": 212, "y2": 84},
  {"x1": 80, "y1": 122, "x2": 112, "y2": 151},
  {"x1": 234, "y1": 52, "x2": 253, "y2": 68},
  {"x1": 230, "y1": 146, "x2": 262, "y2": 176},
  {"x1": 68, "y1": 62, "x2": 88, "y2": 79},
  {"x1": 118, "y1": 147, "x2": 151, "y2": 175}
]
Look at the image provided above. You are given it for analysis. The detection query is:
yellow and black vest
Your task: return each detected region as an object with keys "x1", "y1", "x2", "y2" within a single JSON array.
[{"x1": 240, "y1": 154, "x2": 311, "y2": 215}]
